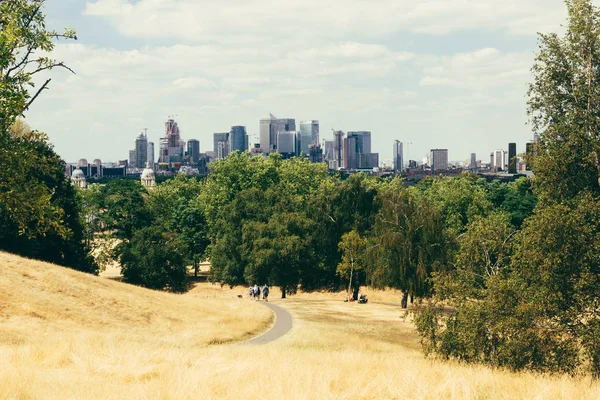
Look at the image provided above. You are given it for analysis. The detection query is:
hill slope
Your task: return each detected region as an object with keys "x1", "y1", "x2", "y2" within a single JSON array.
[{"x1": 0, "y1": 251, "x2": 271, "y2": 398}]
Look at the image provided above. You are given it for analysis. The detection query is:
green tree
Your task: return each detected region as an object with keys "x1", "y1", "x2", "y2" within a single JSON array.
[
  {"x1": 370, "y1": 179, "x2": 447, "y2": 308},
  {"x1": 337, "y1": 229, "x2": 367, "y2": 301},
  {"x1": 120, "y1": 225, "x2": 187, "y2": 292},
  {"x1": 527, "y1": 0, "x2": 600, "y2": 204},
  {"x1": 0, "y1": 1, "x2": 77, "y2": 237}
]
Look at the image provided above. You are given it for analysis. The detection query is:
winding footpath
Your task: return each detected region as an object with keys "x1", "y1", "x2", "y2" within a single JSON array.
[{"x1": 246, "y1": 302, "x2": 293, "y2": 345}]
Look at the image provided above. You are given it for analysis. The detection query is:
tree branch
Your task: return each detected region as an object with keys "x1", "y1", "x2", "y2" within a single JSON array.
[{"x1": 24, "y1": 78, "x2": 50, "y2": 111}]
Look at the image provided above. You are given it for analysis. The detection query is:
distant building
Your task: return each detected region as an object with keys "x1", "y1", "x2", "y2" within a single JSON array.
[
  {"x1": 277, "y1": 131, "x2": 297, "y2": 159},
  {"x1": 430, "y1": 149, "x2": 449, "y2": 172},
  {"x1": 229, "y1": 126, "x2": 248, "y2": 154},
  {"x1": 342, "y1": 131, "x2": 379, "y2": 170},
  {"x1": 493, "y1": 149, "x2": 506, "y2": 171},
  {"x1": 140, "y1": 162, "x2": 156, "y2": 189},
  {"x1": 187, "y1": 139, "x2": 200, "y2": 165},
  {"x1": 213, "y1": 132, "x2": 229, "y2": 159},
  {"x1": 259, "y1": 114, "x2": 295, "y2": 153},
  {"x1": 71, "y1": 168, "x2": 87, "y2": 189},
  {"x1": 147, "y1": 142, "x2": 154, "y2": 167},
  {"x1": 308, "y1": 142, "x2": 323, "y2": 163},
  {"x1": 324, "y1": 140, "x2": 334, "y2": 162},
  {"x1": 158, "y1": 118, "x2": 185, "y2": 169},
  {"x1": 470, "y1": 153, "x2": 477, "y2": 170},
  {"x1": 135, "y1": 131, "x2": 148, "y2": 168},
  {"x1": 299, "y1": 120, "x2": 319, "y2": 155},
  {"x1": 129, "y1": 150, "x2": 137, "y2": 167},
  {"x1": 333, "y1": 130, "x2": 344, "y2": 170},
  {"x1": 393, "y1": 140, "x2": 404, "y2": 173},
  {"x1": 508, "y1": 143, "x2": 517, "y2": 174}
]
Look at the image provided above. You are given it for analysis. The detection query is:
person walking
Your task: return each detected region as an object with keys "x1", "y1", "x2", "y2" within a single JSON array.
[
  {"x1": 253, "y1": 284, "x2": 260, "y2": 301},
  {"x1": 262, "y1": 284, "x2": 270, "y2": 302}
]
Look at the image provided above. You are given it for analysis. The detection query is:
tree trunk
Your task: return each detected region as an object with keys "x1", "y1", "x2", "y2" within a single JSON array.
[
  {"x1": 281, "y1": 287, "x2": 286, "y2": 299},
  {"x1": 194, "y1": 259, "x2": 198, "y2": 277},
  {"x1": 401, "y1": 290, "x2": 409, "y2": 309},
  {"x1": 352, "y1": 285, "x2": 359, "y2": 301}
]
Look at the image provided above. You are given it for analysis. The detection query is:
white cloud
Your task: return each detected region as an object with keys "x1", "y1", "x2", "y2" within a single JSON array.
[{"x1": 84, "y1": 0, "x2": 566, "y2": 42}]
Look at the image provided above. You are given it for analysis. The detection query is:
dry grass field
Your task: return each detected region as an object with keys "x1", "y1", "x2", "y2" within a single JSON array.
[{"x1": 1, "y1": 252, "x2": 599, "y2": 399}]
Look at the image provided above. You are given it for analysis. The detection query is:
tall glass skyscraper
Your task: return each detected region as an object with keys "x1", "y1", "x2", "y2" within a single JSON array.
[
  {"x1": 299, "y1": 120, "x2": 319, "y2": 156},
  {"x1": 187, "y1": 139, "x2": 200, "y2": 164},
  {"x1": 229, "y1": 126, "x2": 248, "y2": 154},
  {"x1": 135, "y1": 131, "x2": 148, "y2": 168},
  {"x1": 393, "y1": 140, "x2": 403, "y2": 173},
  {"x1": 259, "y1": 114, "x2": 295, "y2": 153}
]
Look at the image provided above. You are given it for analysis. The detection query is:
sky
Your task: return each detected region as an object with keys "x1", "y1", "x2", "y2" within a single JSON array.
[{"x1": 24, "y1": 0, "x2": 577, "y2": 164}]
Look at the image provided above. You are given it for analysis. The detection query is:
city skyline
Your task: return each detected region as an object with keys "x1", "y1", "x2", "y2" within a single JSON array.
[{"x1": 22, "y1": 0, "x2": 574, "y2": 163}]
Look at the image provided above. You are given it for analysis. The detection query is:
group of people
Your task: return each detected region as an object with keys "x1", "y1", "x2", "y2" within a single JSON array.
[{"x1": 248, "y1": 284, "x2": 269, "y2": 301}]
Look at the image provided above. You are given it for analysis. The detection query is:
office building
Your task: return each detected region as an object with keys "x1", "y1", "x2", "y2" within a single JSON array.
[
  {"x1": 430, "y1": 149, "x2": 449, "y2": 172},
  {"x1": 158, "y1": 118, "x2": 185, "y2": 167},
  {"x1": 508, "y1": 143, "x2": 517, "y2": 174},
  {"x1": 333, "y1": 130, "x2": 344, "y2": 170},
  {"x1": 393, "y1": 140, "x2": 404, "y2": 173},
  {"x1": 229, "y1": 126, "x2": 248, "y2": 154},
  {"x1": 213, "y1": 132, "x2": 229, "y2": 159},
  {"x1": 324, "y1": 140, "x2": 334, "y2": 162},
  {"x1": 147, "y1": 142, "x2": 154, "y2": 167},
  {"x1": 277, "y1": 131, "x2": 297, "y2": 158},
  {"x1": 299, "y1": 120, "x2": 319, "y2": 155},
  {"x1": 187, "y1": 139, "x2": 200, "y2": 165},
  {"x1": 134, "y1": 131, "x2": 148, "y2": 168},
  {"x1": 470, "y1": 153, "x2": 477, "y2": 170},
  {"x1": 344, "y1": 131, "x2": 379, "y2": 170},
  {"x1": 129, "y1": 150, "x2": 137, "y2": 167},
  {"x1": 493, "y1": 149, "x2": 506, "y2": 171},
  {"x1": 259, "y1": 114, "x2": 295, "y2": 153},
  {"x1": 308, "y1": 142, "x2": 323, "y2": 163}
]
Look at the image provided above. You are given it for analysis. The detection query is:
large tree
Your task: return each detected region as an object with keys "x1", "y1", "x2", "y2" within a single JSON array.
[
  {"x1": 0, "y1": 0, "x2": 76, "y2": 237},
  {"x1": 528, "y1": 0, "x2": 600, "y2": 204}
]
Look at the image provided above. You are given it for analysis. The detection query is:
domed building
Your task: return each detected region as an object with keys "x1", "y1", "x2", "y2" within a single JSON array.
[
  {"x1": 71, "y1": 167, "x2": 87, "y2": 189},
  {"x1": 141, "y1": 162, "x2": 156, "y2": 189}
]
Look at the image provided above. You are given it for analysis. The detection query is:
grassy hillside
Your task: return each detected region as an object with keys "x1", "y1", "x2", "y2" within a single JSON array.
[
  {"x1": 0, "y1": 252, "x2": 271, "y2": 398},
  {"x1": 1, "y1": 253, "x2": 598, "y2": 399}
]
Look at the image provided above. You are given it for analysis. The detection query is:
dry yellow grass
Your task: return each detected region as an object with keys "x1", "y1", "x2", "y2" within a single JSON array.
[{"x1": 1, "y1": 255, "x2": 599, "y2": 399}]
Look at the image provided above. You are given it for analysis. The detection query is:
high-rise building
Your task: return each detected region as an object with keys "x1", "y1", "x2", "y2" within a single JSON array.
[
  {"x1": 135, "y1": 131, "x2": 148, "y2": 168},
  {"x1": 324, "y1": 140, "x2": 334, "y2": 162},
  {"x1": 333, "y1": 130, "x2": 344, "y2": 170},
  {"x1": 147, "y1": 142, "x2": 154, "y2": 167},
  {"x1": 277, "y1": 131, "x2": 296, "y2": 158},
  {"x1": 129, "y1": 150, "x2": 137, "y2": 167},
  {"x1": 508, "y1": 143, "x2": 517, "y2": 174},
  {"x1": 187, "y1": 139, "x2": 200, "y2": 165},
  {"x1": 393, "y1": 140, "x2": 404, "y2": 173},
  {"x1": 259, "y1": 114, "x2": 295, "y2": 153},
  {"x1": 308, "y1": 142, "x2": 323, "y2": 163},
  {"x1": 229, "y1": 126, "x2": 248, "y2": 154},
  {"x1": 430, "y1": 149, "x2": 449, "y2": 172},
  {"x1": 159, "y1": 118, "x2": 185, "y2": 166},
  {"x1": 213, "y1": 132, "x2": 229, "y2": 159},
  {"x1": 299, "y1": 120, "x2": 319, "y2": 155},
  {"x1": 343, "y1": 131, "x2": 379, "y2": 170},
  {"x1": 470, "y1": 153, "x2": 477, "y2": 170},
  {"x1": 493, "y1": 149, "x2": 506, "y2": 171}
]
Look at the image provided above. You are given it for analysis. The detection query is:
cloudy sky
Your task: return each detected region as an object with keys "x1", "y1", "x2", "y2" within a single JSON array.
[{"x1": 26, "y1": 0, "x2": 574, "y2": 164}]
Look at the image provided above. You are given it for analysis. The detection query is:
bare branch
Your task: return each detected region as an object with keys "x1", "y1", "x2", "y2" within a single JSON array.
[
  {"x1": 30, "y1": 61, "x2": 75, "y2": 76},
  {"x1": 5, "y1": 46, "x2": 35, "y2": 79},
  {"x1": 24, "y1": 78, "x2": 50, "y2": 111}
]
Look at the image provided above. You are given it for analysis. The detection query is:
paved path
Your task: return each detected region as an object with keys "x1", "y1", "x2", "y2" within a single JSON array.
[{"x1": 246, "y1": 302, "x2": 293, "y2": 345}]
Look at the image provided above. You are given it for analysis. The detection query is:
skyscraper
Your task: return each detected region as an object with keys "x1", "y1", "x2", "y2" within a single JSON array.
[
  {"x1": 343, "y1": 131, "x2": 379, "y2": 170},
  {"x1": 187, "y1": 139, "x2": 200, "y2": 165},
  {"x1": 299, "y1": 120, "x2": 319, "y2": 155},
  {"x1": 129, "y1": 150, "x2": 137, "y2": 167},
  {"x1": 147, "y1": 142, "x2": 154, "y2": 167},
  {"x1": 493, "y1": 149, "x2": 506, "y2": 171},
  {"x1": 393, "y1": 140, "x2": 404, "y2": 173},
  {"x1": 158, "y1": 118, "x2": 185, "y2": 166},
  {"x1": 277, "y1": 131, "x2": 296, "y2": 158},
  {"x1": 333, "y1": 130, "x2": 344, "y2": 170},
  {"x1": 470, "y1": 153, "x2": 477, "y2": 170},
  {"x1": 508, "y1": 143, "x2": 517, "y2": 174},
  {"x1": 213, "y1": 132, "x2": 229, "y2": 159},
  {"x1": 229, "y1": 126, "x2": 248, "y2": 154},
  {"x1": 259, "y1": 114, "x2": 295, "y2": 153},
  {"x1": 135, "y1": 131, "x2": 148, "y2": 168},
  {"x1": 430, "y1": 149, "x2": 449, "y2": 172}
]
